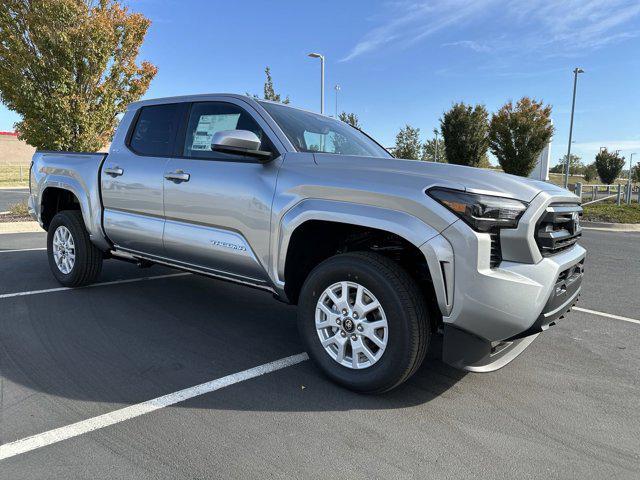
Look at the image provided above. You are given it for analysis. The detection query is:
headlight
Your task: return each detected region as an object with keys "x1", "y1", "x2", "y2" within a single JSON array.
[{"x1": 428, "y1": 188, "x2": 527, "y2": 232}]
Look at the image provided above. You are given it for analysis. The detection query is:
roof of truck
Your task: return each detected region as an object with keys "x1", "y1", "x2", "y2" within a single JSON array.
[
  {"x1": 128, "y1": 93, "x2": 258, "y2": 108},
  {"x1": 127, "y1": 94, "x2": 328, "y2": 119}
]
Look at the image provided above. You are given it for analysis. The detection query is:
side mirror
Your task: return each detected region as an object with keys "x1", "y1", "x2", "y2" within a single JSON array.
[{"x1": 211, "y1": 130, "x2": 272, "y2": 162}]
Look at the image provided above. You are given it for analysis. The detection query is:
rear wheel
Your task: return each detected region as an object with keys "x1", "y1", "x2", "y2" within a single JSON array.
[
  {"x1": 47, "y1": 210, "x2": 103, "y2": 287},
  {"x1": 297, "y1": 252, "x2": 430, "y2": 393}
]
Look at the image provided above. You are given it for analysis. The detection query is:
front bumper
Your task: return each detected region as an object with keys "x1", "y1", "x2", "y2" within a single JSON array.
[
  {"x1": 442, "y1": 260, "x2": 583, "y2": 372},
  {"x1": 423, "y1": 191, "x2": 586, "y2": 372}
]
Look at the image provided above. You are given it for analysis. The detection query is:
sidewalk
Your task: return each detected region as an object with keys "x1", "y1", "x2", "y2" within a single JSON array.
[{"x1": 0, "y1": 220, "x2": 42, "y2": 234}]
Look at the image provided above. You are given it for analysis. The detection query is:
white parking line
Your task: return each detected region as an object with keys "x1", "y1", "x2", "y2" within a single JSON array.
[
  {"x1": 0, "y1": 247, "x2": 46, "y2": 254},
  {"x1": 0, "y1": 272, "x2": 191, "y2": 300},
  {"x1": 574, "y1": 307, "x2": 640, "y2": 325},
  {"x1": 0, "y1": 353, "x2": 309, "y2": 461}
]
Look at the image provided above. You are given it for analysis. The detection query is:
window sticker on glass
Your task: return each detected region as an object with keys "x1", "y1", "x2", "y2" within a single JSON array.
[{"x1": 191, "y1": 114, "x2": 240, "y2": 150}]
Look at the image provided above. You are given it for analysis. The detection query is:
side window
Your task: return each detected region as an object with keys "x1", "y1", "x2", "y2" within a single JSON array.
[
  {"x1": 129, "y1": 103, "x2": 182, "y2": 156},
  {"x1": 183, "y1": 102, "x2": 274, "y2": 160}
]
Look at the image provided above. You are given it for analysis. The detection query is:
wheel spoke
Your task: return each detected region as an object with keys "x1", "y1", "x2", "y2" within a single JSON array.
[
  {"x1": 316, "y1": 304, "x2": 338, "y2": 329},
  {"x1": 363, "y1": 330, "x2": 385, "y2": 348},
  {"x1": 335, "y1": 336, "x2": 347, "y2": 363},
  {"x1": 321, "y1": 334, "x2": 339, "y2": 348},
  {"x1": 351, "y1": 348, "x2": 360, "y2": 369},
  {"x1": 360, "y1": 343, "x2": 376, "y2": 363}
]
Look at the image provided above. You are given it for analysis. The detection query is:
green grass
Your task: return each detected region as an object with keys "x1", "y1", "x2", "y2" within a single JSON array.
[
  {"x1": 0, "y1": 165, "x2": 29, "y2": 187},
  {"x1": 582, "y1": 203, "x2": 640, "y2": 224},
  {"x1": 547, "y1": 173, "x2": 630, "y2": 186}
]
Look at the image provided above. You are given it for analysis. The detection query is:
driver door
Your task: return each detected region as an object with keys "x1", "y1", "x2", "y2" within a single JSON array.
[{"x1": 162, "y1": 100, "x2": 282, "y2": 287}]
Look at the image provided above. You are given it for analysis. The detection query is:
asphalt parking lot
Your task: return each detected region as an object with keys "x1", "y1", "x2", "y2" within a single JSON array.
[
  {"x1": 1, "y1": 229, "x2": 639, "y2": 479},
  {"x1": 0, "y1": 187, "x2": 29, "y2": 212}
]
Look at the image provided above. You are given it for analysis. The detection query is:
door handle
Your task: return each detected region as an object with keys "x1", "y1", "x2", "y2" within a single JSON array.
[
  {"x1": 104, "y1": 166, "x2": 124, "y2": 177},
  {"x1": 164, "y1": 171, "x2": 190, "y2": 183}
]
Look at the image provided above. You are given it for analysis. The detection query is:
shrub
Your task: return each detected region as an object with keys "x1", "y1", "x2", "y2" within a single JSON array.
[
  {"x1": 440, "y1": 102, "x2": 489, "y2": 167},
  {"x1": 594, "y1": 149, "x2": 625, "y2": 185}
]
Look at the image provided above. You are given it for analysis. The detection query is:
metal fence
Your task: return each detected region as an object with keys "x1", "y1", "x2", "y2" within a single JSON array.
[{"x1": 573, "y1": 182, "x2": 639, "y2": 206}]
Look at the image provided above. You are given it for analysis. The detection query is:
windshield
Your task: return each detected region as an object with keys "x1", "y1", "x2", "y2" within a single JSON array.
[{"x1": 259, "y1": 101, "x2": 391, "y2": 158}]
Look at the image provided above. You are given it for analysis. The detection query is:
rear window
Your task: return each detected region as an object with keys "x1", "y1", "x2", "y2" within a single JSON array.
[{"x1": 129, "y1": 103, "x2": 182, "y2": 156}]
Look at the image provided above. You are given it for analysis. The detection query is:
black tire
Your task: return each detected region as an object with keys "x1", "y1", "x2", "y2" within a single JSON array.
[
  {"x1": 47, "y1": 210, "x2": 103, "y2": 287},
  {"x1": 297, "y1": 252, "x2": 430, "y2": 394}
]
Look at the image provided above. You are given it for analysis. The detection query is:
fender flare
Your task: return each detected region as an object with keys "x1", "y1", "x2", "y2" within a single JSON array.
[
  {"x1": 40, "y1": 176, "x2": 109, "y2": 251},
  {"x1": 273, "y1": 198, "x2": 441, "y2": 286}
]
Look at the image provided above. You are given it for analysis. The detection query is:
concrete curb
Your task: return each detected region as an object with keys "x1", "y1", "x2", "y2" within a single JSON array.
[
  {"x1": 582, "y1": 221, "x2": 640, "y2": 232},
  {"x1": 0, "y1": 221, "x2": 43, "y2": 234}
]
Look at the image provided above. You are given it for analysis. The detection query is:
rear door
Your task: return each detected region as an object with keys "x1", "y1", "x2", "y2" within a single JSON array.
[
  {"x1": 162, "y1": 100, "x2": 282, "y2": 287},
  {"x1": 101, "y1": 103, "x2": 186, "y2": 255}
]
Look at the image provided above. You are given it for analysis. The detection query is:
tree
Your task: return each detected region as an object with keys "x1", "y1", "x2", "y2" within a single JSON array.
[
  {"x1": 421, "y1": 138, "x2": 447, "y2": 163},
  {"x1": 440, "y1": 102, "x2": 489, "y2": 167},
  {"x1": 251, "y1": 66, "x2": 289, "y2": 104},
  {"x1": 632, "y1": 164, "x2": 640, "y2": 184},
  {"x1": 583, "y1": 163, "x2": 598, "y2": 182},
  {"x1": 0, "y1": 0, "x2": 157, "y2": 151},
  {"x1": 594, "y1": 148, "x2": 625, "y2": 184},
  {"x1": 338, "y1": 112, "x2": 361, "y2": 129},
  {"x1": 333, "y1": 112, "x2": 361, "y2": 155},
  {"x1": 550, "y1": 154, "x2": 582, "y2": 175},
  {"x1": 489, "y1": 97, "x2": 554, "y2": 177},
  {"x1": 394, "y1": 124, "x2": 422, "y2": 160}
]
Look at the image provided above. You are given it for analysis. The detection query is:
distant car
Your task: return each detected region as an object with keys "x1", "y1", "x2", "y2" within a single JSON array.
[{"x1": 29, "y1": 94, "x2": 585, "y2": 393}]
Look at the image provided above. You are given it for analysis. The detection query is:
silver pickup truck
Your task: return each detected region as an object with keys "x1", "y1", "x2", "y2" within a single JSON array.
[{"x1": 29, "y1": 94, "x2": 586, "y2": 393}]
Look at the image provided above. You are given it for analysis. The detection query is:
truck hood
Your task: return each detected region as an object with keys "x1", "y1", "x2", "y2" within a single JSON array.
[{"x1": 314, "y1": 154, "x2": 573, "y2": 203}]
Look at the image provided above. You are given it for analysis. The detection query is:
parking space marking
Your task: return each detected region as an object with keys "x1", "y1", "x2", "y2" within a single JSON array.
[
  {"x1": 0, "y1": 247, "x2": 47, "y2": 254},
  {"x1": 0, "y1": 272, "x2": 191, "y2": 300},
  {"x1": 0, "y1": 353, "x2": 309, "y2": 461},
  {"x1": 574, "y1": 307, "x2": 640, "y2": 325}
]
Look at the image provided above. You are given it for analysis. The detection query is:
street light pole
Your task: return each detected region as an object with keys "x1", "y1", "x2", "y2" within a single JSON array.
[
  {"x1": 564, "y1": 67, "x2": 584, "y2": 189},
  {"x1": 307, "y1": 53, "x2": 325, "y2": 114},
  {"x1": 433, "y1": 129, "x2": 439, "y2": 162},
  {"x1": 628, "y1": 153, "x2": 636, "y2": 204},
  {"x1": 334, "y1": 84, "x2": 340, "y2": 118}
]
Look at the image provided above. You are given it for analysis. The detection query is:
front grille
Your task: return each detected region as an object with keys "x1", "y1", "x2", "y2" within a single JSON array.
[
  {"x1": 535, "y1": 203, "x2": 582, "y2": 256},
  {"x1": 489, "y1": 230, "x2": 501, "y2": 268}
]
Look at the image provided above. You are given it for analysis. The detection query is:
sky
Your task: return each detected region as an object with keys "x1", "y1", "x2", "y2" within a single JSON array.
[{"x1": 1, "y1": 0, "x2": 639, "y2": 167}]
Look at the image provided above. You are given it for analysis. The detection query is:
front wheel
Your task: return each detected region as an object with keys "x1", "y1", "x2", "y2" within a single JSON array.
[
  {"x1": 47, "y1": 210, "x2": 103, "y2": 287},
  {"x1": 297, "y1": 252, "x2": 430, "y2": 394}
]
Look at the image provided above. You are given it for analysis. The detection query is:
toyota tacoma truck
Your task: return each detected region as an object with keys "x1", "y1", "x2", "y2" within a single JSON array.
[{"x1": 29, "y1": 94, "x2": 585, "y2": 393}]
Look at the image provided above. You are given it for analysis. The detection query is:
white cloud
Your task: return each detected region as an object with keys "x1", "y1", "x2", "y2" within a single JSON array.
[
  {"x1": 442, "y1": 40, "x2": 492, "y2": 53},
  {"x1": 341, "y1": 0, "x2": 640, "y2": 61},
  {"x1": 340, "y1": 0, "x2": 496, "y2": 61}
]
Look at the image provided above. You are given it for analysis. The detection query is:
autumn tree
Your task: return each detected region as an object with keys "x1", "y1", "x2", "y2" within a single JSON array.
[
  {"x1": 0, "y1": 0, "x2": 157, "y2": 151},
  {"x1": 338, "y1": 112, "x2": 361, "y2": 129},
  {"x1": 594, "y1": 148, "x2": 625, "y2": 184},
  {"x1": 394, "y1": 124, "x2": 422, "y2": 160},
  {"x1": 489, "y1": 97, "x2": 554, "y2": 177},
  {"x1": 440, "y1": 102, "x2": 489, "y2": 167}
]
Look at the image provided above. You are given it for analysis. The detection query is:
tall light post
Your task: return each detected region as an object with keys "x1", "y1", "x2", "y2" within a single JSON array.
[
  {"x1": 433, "y1": 129, "x2": 439, "y2": 162},
  {"x1": 308, "y1": 52, "x2": 325, "y2": 114},
  {"x1": 334, "y1": 84, "x2": 340, "y2": 118},
  {"x1": 628, "y1": 152, "x2": 636, "y2": 204},
  {"x1": 564, "y1": 67, "x2": 584, "y2": 189}
]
